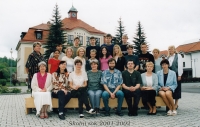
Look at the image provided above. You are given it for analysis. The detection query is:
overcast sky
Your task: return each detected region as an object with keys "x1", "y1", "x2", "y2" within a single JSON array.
[{"x1": 0, "y1": 0, "x2": 200, "y2": 59}]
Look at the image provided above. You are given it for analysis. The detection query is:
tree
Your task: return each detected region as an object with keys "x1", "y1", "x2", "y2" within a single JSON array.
[
  {"x1": 43, "y1": 4, "x2": 66, "y2": 59},
  {"x1": 133, "y1": 21, "x2": 148, "y2": 55},
  {"x1": 115, "y1": 17, "x2": 126, "y2": 45}
]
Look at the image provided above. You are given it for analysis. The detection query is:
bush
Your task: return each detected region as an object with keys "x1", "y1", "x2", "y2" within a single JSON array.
[
  {"x1": 0, "y1": 79, "x2": 6, "y2": 86},
  {"x1": 0, "y1": 85, "x2": 21, "y2": 94}
]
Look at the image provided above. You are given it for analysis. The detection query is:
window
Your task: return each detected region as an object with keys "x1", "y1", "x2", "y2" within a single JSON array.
[
  {"x1": 78, "y1": 35, "x2": 83, "y2": 45},
  {"x1": 183, "y1": 62, "x2": 185, "y2": 67},
  {"x1": 86, "y1": 36, "x2": 90, "y2": 46},
  {"x1": 95, "y1": 37, "x2": 100, "y2": 46},
  {"x1": 35, "y1": 30, "x2": 42, "y2": 40},
  {"x1": 68, "y1": 35, "x2": 74, "y2": 45}
]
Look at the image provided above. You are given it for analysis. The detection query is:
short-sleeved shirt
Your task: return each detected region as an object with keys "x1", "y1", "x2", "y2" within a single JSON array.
[
  {"x1": 25, "y1": 51, "x2": 46, "y2": 78},
  {"x1": 48, "y1": 58, "x2": 60, "y2": 74},
  {"x1": 71, "y1": 46, "x2": 80, "y2": 58},
  {"x1": 122, "y1": 70, "x2": 142, "y2": 88},
  {"x1": 68, "y1": 71, "x2": 88, "y2": 87},
  {"x1": 138, "y1": 52, "x2": 155, "y2": 73},
  {"x1": 120, "y1": 44, "x2": 128, "y2": 56},
  {"x1": 124, "y1": 55, "x2": 139, "y2": 68},
  {"x1": 86, "y1": 46, "x2": 100, "y2": 59},
  {"x1": 99, "y1": 55, "x2": 112, "y2": 71},
  {"x1": 101, "y1": 44, "x2": 114, "y2": 56},
  {"x1": 87, "y1": 70, "x2": 102, "y2": 90},
  {"x1": 101, "y1": 69, "x2": 123, "y2": 89},
  {"x1": 52, "y1": 72, "x2": 70, "y2": 92},
  {"x1": 62, "y1": 56, "x2": 74, "y2": 73}
]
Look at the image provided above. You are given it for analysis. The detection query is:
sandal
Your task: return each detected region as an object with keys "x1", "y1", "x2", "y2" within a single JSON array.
[
  {"x1": 40, "y1": 112, "x2": 44, "y2": 119},
  {"x1": 44, "y1": 112, "x2": 48, "y2": 118}
]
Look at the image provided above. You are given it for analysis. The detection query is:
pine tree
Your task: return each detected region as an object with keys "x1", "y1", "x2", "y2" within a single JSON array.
[
  {"x1": 43, "y1": 4, "x2": 66, "y2": 59},
  {"x1": 115, "y1": 18, "x2": 125, "y2": 45},
  {"x1": 133, "y1": 21, "x2": 148, "y2": 55}
]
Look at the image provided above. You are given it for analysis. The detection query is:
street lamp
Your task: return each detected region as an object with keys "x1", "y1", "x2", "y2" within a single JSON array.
[{"x1": 10, "y1": 48, "x2": 13, "y2": 86}]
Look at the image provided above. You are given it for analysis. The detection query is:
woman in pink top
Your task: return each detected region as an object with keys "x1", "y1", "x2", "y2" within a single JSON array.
[{"x1": 99, "y1": 46, "x2": 112, "y2": 71}]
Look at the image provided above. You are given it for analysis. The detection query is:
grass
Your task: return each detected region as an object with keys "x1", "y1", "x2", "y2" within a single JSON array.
[{"x1": 5, "y1": 82, "x2": 27, "y2": 87}]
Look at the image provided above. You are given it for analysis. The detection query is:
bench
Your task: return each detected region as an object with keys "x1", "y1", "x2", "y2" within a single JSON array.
[{"x1": 25, "y1": 97, "x2": 166, "y2": 114}]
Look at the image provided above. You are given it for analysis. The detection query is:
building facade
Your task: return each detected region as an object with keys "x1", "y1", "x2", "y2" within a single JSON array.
[
  {"x1": 15, "y1": 6, "x2": 105, "y2": 81},
  {"x1": 159, "y1": 41, "x2": 200, "y2": 78}
]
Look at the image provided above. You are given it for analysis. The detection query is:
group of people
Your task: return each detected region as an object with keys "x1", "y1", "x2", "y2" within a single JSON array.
[{"x1": 25, "y1": 34, "x2": 183, "y2": 120}]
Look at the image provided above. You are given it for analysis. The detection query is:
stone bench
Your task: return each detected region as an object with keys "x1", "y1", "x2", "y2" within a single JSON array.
[{"x1": 25, "y1": 97, "x2": 166, "y2": 114}]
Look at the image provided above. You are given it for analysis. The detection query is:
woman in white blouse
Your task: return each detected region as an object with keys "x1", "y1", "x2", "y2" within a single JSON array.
[
  {"x1": 141, "y1": 62, "x2": 158, "y2": 115},
  {"x1": 167, "y1": 45, "x2": 183, "y2": 109},
  {"x1": 69, "y1": 59, "x2": 93, "y2": 118},
  {"x1": 62, "y1": 47, "x2": 74, "y2": 73},
  {"x1": 74, "y1": 47, "x2": 86, "y2": 72}
]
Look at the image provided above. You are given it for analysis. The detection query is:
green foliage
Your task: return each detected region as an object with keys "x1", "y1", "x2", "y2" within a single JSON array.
[
  {"x1": 0, "y1": 56, "x2": 17, "y2": 67},
  {"x1": 115, "y1": 18, "x2": 126, "y2": 45},
  {"x1": 43, "y1": 4, "x2": 67, "y2": 59},
  {"x1": 0, "y1": 79, "x2": 6, "y2": 86},
  {"x1": 0, "y1": 85, "x2": 21, "y2": 94},
  {"x1": 133, "y1": 21, "x2": 148, "y2": 55}
]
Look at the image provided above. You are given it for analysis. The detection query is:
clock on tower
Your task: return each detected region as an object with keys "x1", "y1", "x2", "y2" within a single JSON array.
[{"x1": 68, "y1": 5, "x2": 78, "y2": 19}]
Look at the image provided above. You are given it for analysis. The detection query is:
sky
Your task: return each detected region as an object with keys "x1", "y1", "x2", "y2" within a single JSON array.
[{"x1": 0, "y1": 0, "x2": 200, "y2": 59}]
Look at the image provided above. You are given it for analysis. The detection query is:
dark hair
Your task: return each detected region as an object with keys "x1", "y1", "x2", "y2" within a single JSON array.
[
  {"x1": 54, "y1": 49, "x2": 60, "y2": 53},
  {"x1": 90, "y1": 36, "x2": 95, "y2": 40},
  {"x1": 107, "y1": 58, "x2": 116, "y2": 65},
  {"x1": 140, "y1": 42, "x2": 147, "y2": 47},
  {"x1": 160, "y1": 59, "x2": 170, "y2": 66},
  {"x1": 56, "y1": 61, "x2": 67, "y2": 77},
  {"x1": 99, "y1": 46, "x2": 110, "y2": 58},
  {"x1": 74, "y1": 37, "x2": 79, "y2": 41},
  {"x1": 126, "y1": 44, "x2": 134, "y2": 49},
  {"x1": 74, "y1": 59, "x2": 82, "y2": 65},
  {"x1": 126, "y1": 59, "x2": 134, "y2": 65},
  {"x1": 106, "y1": 34, "x2": 112, "y2": 38},
  {"x1": 56, "y1": 43, "x2": 62, "y2": 47}
]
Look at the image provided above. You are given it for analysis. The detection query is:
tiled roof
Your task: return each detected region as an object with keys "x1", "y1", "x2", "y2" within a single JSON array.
[
  {"x1": 21, "y1": 28, "x2": 49, "y2": 42},
  {"x1": 30, "y1": 23, "x2": 50, "y2": 30},
  {"x1": 159, "y1": 50, "x2": 168, "y2": 57},
  {"x1": 20, "y1": 18, "x2": 105, "y2": 43},
  {"x1": 62, "y1": 18, "x2": 105, "y2": 34},
  {"x1": 176, "y1": 41, "x2": 200, "y2": 53}
]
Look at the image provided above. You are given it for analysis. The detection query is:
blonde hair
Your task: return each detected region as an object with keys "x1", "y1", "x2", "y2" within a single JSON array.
[
  {"x1": 76, "y1": 47, "x2": 85, "y2": 56},
  {"x1": 65, "y1": 47, "x2": 74, "y2": 57},
  {"x1": 146, "y1": 62, "x2": 154, "y2": 68},
  {"x1": 122, "y1": 34, "x2": 128, "y2": 39},
  {"x1": 152, "y1": 48, "x2": 160, "y2": 54},
  {"x1": 168, "y1": 45, "x2": 177, "y2": 56},
  {"x1": 90, "y1": 49, "x2": 97, "y2": 54},
  {"x1": 113, "y1": 45, "x2": 123, "y2": 57}
]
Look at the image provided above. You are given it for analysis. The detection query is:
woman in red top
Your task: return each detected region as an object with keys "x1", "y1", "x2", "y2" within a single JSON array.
[{"x1": 48, "y1": 50, "x2": 60, "y2": 74}]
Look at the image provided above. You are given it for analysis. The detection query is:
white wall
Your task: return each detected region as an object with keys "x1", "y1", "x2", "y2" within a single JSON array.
[
  {"x1": 17, "y1": 43, "x2": 33, "y2": 81},
  {"x1": 66, "y1": 28, "x2": 104, "y2": 46},
  {"x1": 191, "y1": 52, "x2": 200, "y2": 77},
  {"x1": 182, "y1": 54, "x2": 191, "y2": 69}
]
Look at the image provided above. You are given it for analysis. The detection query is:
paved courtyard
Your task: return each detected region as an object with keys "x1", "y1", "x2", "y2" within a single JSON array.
[{"x1": 0, "y1": 89, "x2": 200, "y2": 127}]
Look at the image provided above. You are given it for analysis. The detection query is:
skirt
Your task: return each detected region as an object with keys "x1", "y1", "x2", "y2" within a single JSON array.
[{"x1": 32, "y1": 91, "x2": 52, "y2": 115}]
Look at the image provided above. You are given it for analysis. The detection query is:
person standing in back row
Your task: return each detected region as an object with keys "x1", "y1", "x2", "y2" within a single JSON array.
[
  {"x1": 71, "y1": 37, "x2": 81, "y2": 58},
  {"x1": 138, "y1": 43, "x2": 155, "y2": 73},
  {"x1": 86, "y1": 36, "x2": 100, "y2": 60},
  {"x1": 49, "y1": 43, "x2": 65, "y2": 60},
  {"x1": 101, "y1": 34, "x2": 114, "y2": 56},
  {"x1": 120, "y1": 34, "x2": 129, "y2": 56}
]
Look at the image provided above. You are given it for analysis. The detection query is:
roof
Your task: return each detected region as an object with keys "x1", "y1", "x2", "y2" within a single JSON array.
[
  {"x1": 159, "y1": 50, "x2": 168, "y2": 57},
  {"x1": 30, "y1": 23, "x2": 50, "y2": 30},
  {"x1": 62, "y1": 18, "x2": 105, "y2": 34},
  {"x1": 176, "y1": 41, "x2": 200, "y2": 53},
  {"x1": 68, "y1": 5, "x2": 78, "y2": 12}
]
